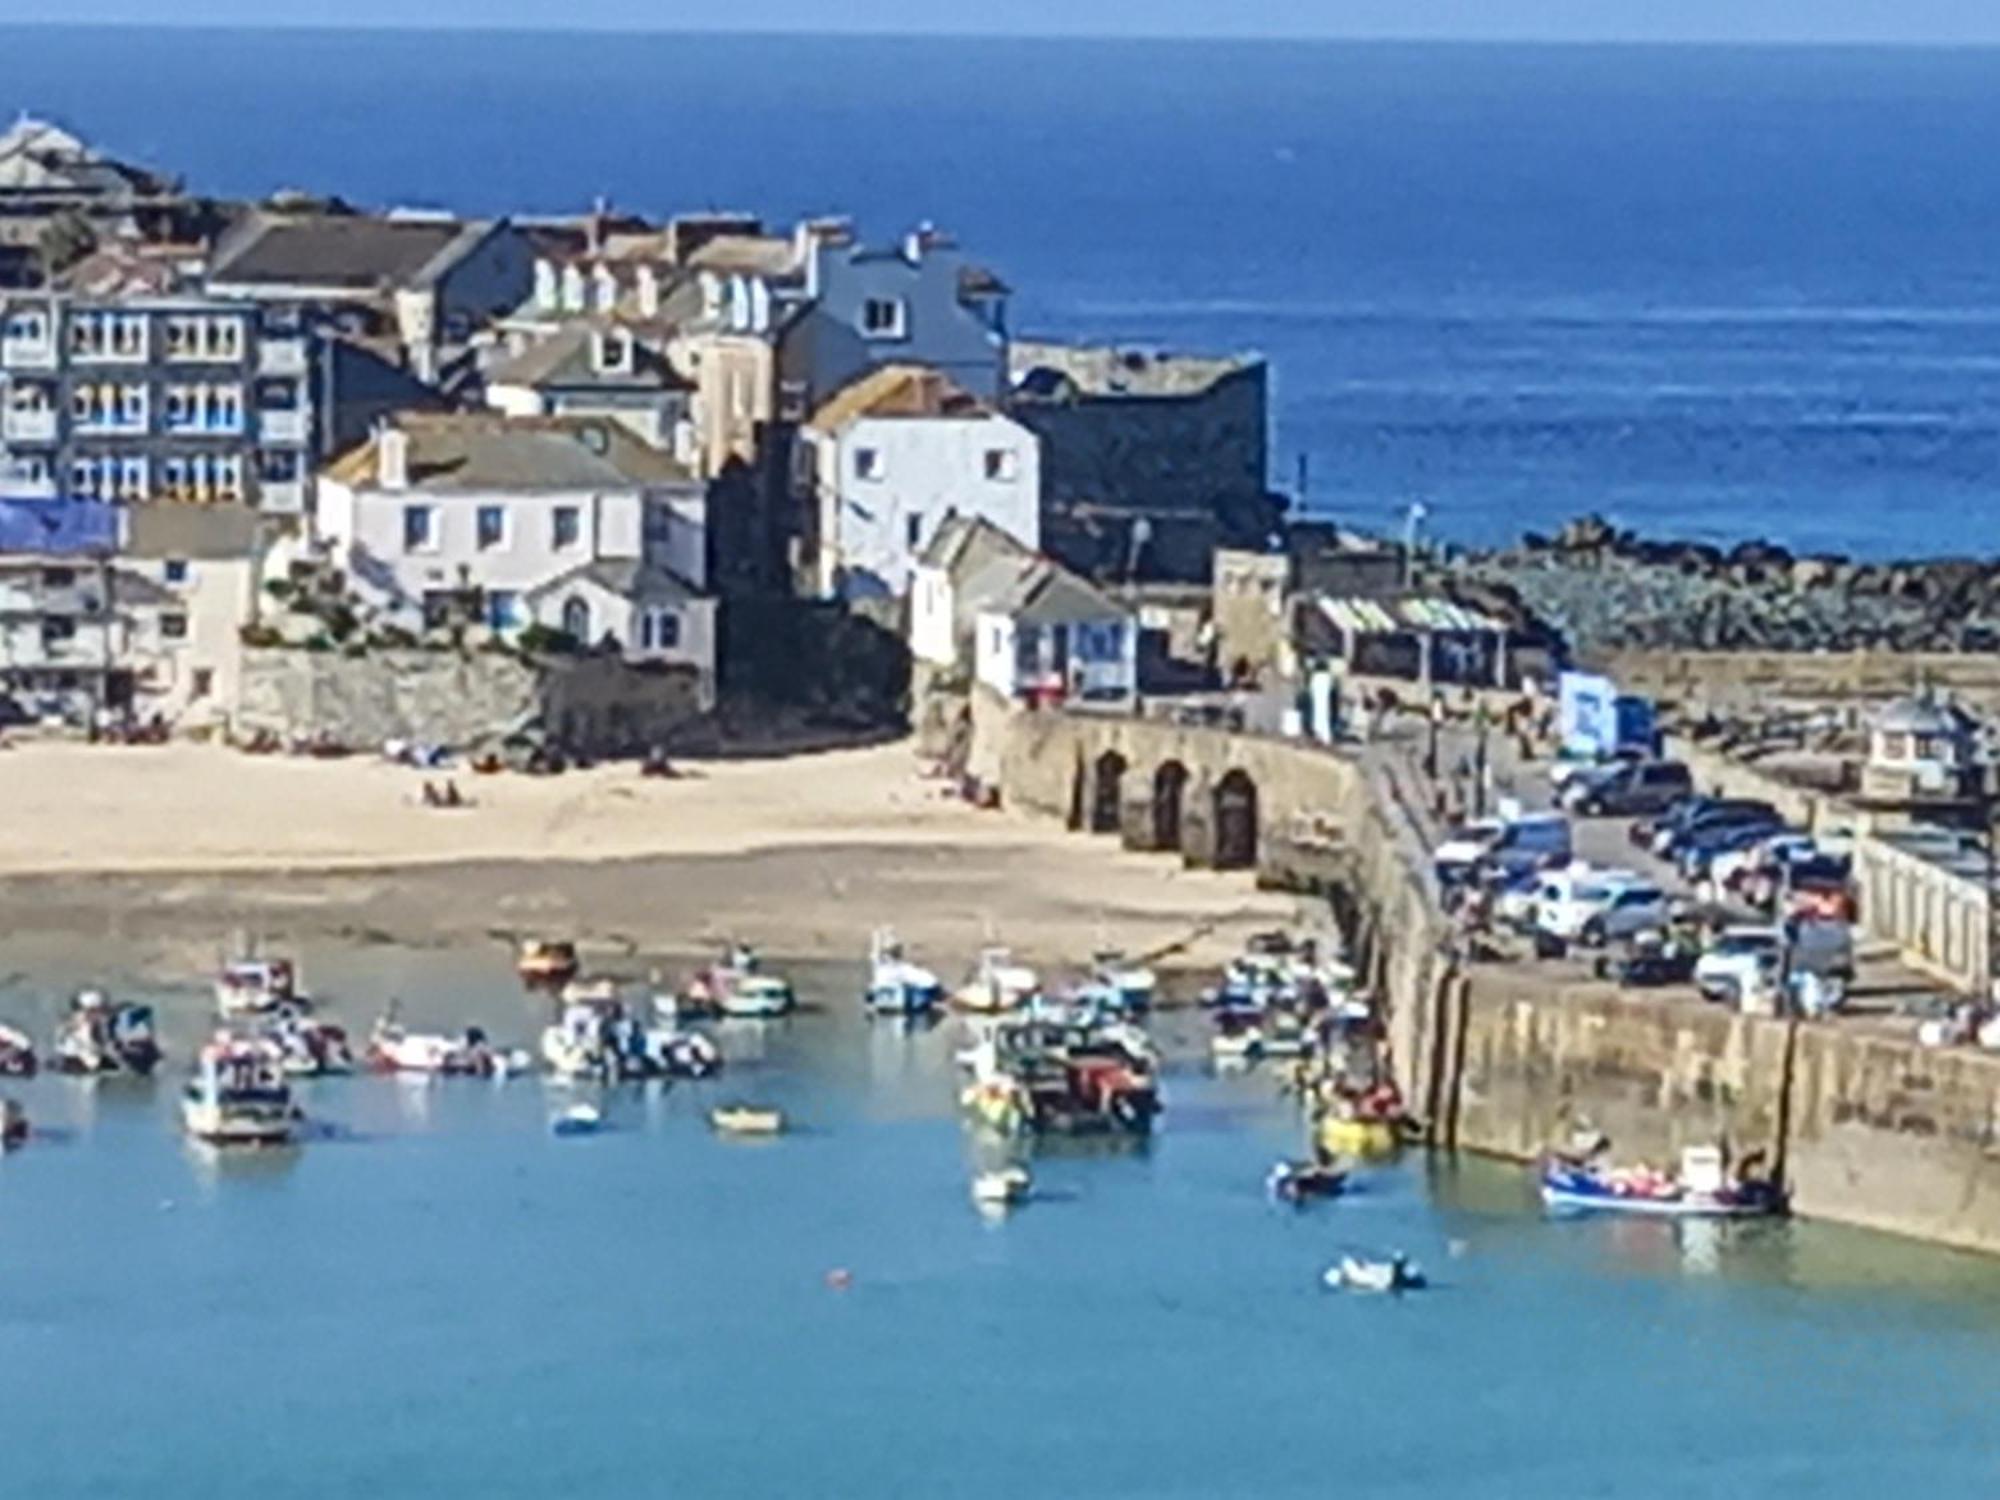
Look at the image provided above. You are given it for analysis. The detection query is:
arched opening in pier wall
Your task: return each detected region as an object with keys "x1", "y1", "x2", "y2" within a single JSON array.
[
  {"x1": 1212, "y1": 768, "x2": 1259, "y2": 870},
  {"x1": 1090, "y1": 751, "x2": 1127, "y2": 834},
  {"x1": 1153, "y1": 760, "x2": 1189, "y2": 851}
]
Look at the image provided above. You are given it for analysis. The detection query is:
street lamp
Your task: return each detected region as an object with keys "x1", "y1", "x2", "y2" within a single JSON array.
[{"x1": 1401, "y1": 500, "x2": 1428, "y2": 590}]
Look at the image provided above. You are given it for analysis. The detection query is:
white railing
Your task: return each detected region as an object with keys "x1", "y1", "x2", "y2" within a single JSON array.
[
  {"x1": 257, "y1": 337, "x2": 308, "y2": 376},
  {"x1": 256, "y1": 479, "x2": 307, "y2": 514},
  {"x1": 0, "y1": 336, "x2": 56, "y2": 369}
]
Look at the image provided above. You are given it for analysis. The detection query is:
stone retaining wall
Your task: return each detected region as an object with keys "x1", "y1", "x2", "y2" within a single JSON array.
[{"x1": 238, "y1": 649, "x2": 706, "y2": 754}]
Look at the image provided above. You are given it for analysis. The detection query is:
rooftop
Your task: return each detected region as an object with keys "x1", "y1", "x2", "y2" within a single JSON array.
[
  {"x1": 485, "y1": 322, "x2": 689, "y2": 393},
  {"x1": 125, "y1": 502, "x2": 266, "y2": 561},
  {"x1": 807, "y1": 363, "x2": 989, "y2": 433},
  {"x1": 1009, "y1": 339, "x2": 1258, "y2": 400},
  {"x1": 207, "y1": 211, "x2": 502, "y2": 293},
  {"x1": 0, "y1": 115, "x2": 176, "y2": 202},
  {"x1": 989, "y1": 555, "x2": 1128, "y2": 626},
  {"x1": 324, "y1": 413, "x2": 695, "y2": 493}
]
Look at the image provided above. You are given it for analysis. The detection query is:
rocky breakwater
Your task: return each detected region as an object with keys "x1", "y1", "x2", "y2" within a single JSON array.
[{"x1": 1457, "y1": 514, "x2": 2000, "y2": 656}]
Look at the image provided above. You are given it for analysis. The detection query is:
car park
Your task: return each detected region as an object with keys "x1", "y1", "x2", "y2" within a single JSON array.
[{"x1": 1536, "y1": 870, "x2": 1672, "y2": 945}]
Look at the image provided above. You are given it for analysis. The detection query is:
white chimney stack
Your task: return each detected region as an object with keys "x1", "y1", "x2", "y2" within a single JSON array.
[{"x1": 378, "y1": 425, "x2": 409, "y2": 490}]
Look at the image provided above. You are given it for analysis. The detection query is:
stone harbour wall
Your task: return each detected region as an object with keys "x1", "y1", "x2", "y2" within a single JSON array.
[{"x1": 978, "y1": 697, "x2": 2000, "y2": 1257}]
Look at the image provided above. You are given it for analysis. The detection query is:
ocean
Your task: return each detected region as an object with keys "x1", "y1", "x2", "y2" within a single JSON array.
[
  {"x1": 8, "y1": 28, "x2": 2000, "y2": 556},
  {"x1": 1, "y1": 941, "x2": 1998, "y2": 1499}
]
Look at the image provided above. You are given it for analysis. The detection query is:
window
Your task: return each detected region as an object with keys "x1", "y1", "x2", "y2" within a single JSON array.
[
  {"x1": 486, "y1": 591, "x2": 521, "y2": 630},
  {"x1": 983, "y1": 448, "x2": 1017, "y2": 482},
  {"x1": 191, "y1": 667, "x2": 214, "y2": 700},
  {"x1": 41, "y1": 616, "x2": 75, "y2": 644},
  {"x1": 551, "y1": 506, "x2": 581, "y2": 550},
  {"x1": 477, "y1": 505, "x2": 506, "y2": 551},
  {"x1": 905, "y1": 512, "x2": 925, "y2": 550},
  {"x1": 161, "y1": 613, "x2": 188, "y2": 641},
  {"x1": 640, "y1": 608, "x2": 681, "y2": 651},
  {"x1": 403, "y1": 504, "x2": 436, "y2": 553},
  {"x1": 860, "y1": 297, "x2": 907, "y2": 339},
  {"x1": 42, "y1": 567, "x2": 75, "y2": 589},
  {"x1": 164, "y1": 560, "x2": 189, "y2": 585},
  {"x1": 259, "y1": 450, "x2": 299, "y2": 483},
  {"x1": 854, "y1": 447, "x2": 883, "y2": 481}
]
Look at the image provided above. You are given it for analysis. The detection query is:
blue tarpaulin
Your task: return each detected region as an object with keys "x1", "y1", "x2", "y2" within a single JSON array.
[{"x1": 0, "y1": 496, "x2": 120, "y2": 556}]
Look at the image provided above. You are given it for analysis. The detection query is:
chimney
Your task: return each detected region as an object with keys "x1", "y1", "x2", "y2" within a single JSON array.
[{"x1": 377, "y1": 424, "x2": 409, "y2": 490}]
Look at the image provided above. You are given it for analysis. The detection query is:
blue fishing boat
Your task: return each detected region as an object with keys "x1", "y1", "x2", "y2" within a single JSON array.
[{"x1": 1540, "y1": 1147, "x2": 1784, "y2": 1219}]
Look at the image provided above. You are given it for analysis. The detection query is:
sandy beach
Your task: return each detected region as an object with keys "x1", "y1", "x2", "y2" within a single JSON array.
[{"x1": 0, "y1": 738, "x2": 1306, "y2": 985}]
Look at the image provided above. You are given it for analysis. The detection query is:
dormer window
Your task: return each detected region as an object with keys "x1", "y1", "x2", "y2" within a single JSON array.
[{"x1": 860, "y1": 297, "x2": 908, "y2": 340}]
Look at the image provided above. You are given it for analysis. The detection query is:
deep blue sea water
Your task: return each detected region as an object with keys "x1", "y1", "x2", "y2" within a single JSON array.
[
  {"x1": 9, "y1": 28, "x2": 2000, "y2": 555},
  {"x1": 0, "y1": 940, "x2": 1998, "y2": 1499}
]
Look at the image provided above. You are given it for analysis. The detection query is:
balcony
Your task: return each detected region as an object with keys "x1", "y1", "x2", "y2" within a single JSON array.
[
  {"x1": 257, "y1": 337, "x2": 308, "y2": 376},
  {"x1": 256, "y1": 478, "x2": 307, "y2": 514},
  {"x1": 69, "y1": 334, "x2": 150, "y2": 365},
  {"x1": 258, "y1": 408, "x2": 308, "y2": 444},
  {"x1": 1, "y1": 408, "x2": 57, "y2": 443},
  {"x1": 1, "y1": 334, "x2": 56, "y2": 370},
  {"x1": 73, "y1": 412, "x2": 149, "y2": 437},
  {"x1": 163, "y1": 413, "x2": 244, "y2": 438}
]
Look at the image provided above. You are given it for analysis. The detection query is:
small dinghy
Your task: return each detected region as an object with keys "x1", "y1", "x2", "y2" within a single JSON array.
[
  {"x1": 1267, "y1": 1159, "x2": 1347, "y2": 1205},
  {"x1": 971, "y1": 1165, "x2": 1032, "y2": 1207},
  {"x1": 1, "y1": 1098, "x2": 27, "y2": 1150},
  {"x1": 551, "y1": 1103, "x2": 603, "y2": 1137},
  {"x1": 710, "y1": 1103, "x2": 785, "y2": 1135},
  {"x1": 0, "y1": 1024, "x2": 34, "y2": 1078},
  {"x1": 1539, "y1": 1145, "x2": 1784, "y2": 1219},
  {"x1": 1321, "y1": 1253, "x2": 1425, "y2": 1294}
]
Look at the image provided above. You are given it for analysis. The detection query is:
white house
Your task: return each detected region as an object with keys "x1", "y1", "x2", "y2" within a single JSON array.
[
  {"x1": 313, "y1": 412, "x2": 716, "y2": 706},
  {"x1": 799, "y1": 363, "x2": 1039, "y2": 600},
  {"x1": 122, "y1": 504, "x2": 267, "y2": 729},
  {"x1": 909, "y1": 511, "x2": 1036, "y2": 673},
  {"x1": 973, "y1": 557, "x2": 1136, "y2": 707}
]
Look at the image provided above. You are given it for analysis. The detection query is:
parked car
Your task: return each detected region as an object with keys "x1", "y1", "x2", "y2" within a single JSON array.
[
  {"x1": 1655, "y1": 799, "x2": 1783, "y2": 858},
  {"x1": 1563, "y1": 760, "x2": 1694, "y2": 817},
  {"x1": 1678, "y1": 818, "x2": 1788, "y2": 882},
  {"x1": 1483, "y1": 813, "x2": 1575, "y2": 881},
  {"x1": 1711, "y1": 833, "x2": 1819, "y2": 898},
  {"x1": 1537, "y1": 870, "x2": 1673, "y2": 946},
  {"x1": 1432, "y1": 816, "x2": 1505, "y2": 886},
  {"x1": 1695, "y1": 927, "x2": 1782, "y2": 1003},
  {"x1": 1549, "y1": 746, "x2": 1645, "y2": 795}
]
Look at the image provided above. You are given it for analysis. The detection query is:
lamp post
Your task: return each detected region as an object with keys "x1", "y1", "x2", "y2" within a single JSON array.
[{"x1": 1401, "y1": 500, "x2": 1427, "y2": 590}]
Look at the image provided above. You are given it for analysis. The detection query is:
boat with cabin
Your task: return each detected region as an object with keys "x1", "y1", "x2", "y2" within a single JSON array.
[
  {"x1": 215, "y1": 957, "x2": 308, "y2": 1018},
  {"x1": 53, "y1": 991, "x2": 161, "y2": 1076},
  {"x1": 685, "y1": 945, "x2": 795, "y2": 1019},
  {"x1": 710, "y1": 1103, "x2": 785, "y2": 1135},
  {"x1": 368, "y1": 1013, "x2": 518, "y2": 1077},
  {"x1": 181, "y1": 1036, "x2": 300, "y2": 1146},
  {"x1": 864, "y1": 928, "x2": 944, "y2": 1016},
  {"x1": 0, "y1": 1024, "x2": 34, "y2": 1077},
  {"x1": 1078, "y1": 950, "x2": 1157, "y2": 1014},
  {"x1": 959, "y1": 1016, "x2": 1159, "y2": 1137},
  {"x1": 953, "y1": 947, "x2": 1039, "y2": 1014},
  {"x1": 269, "y1": 1015, "x2": 355, "y2": 1076},
  {"x1": 1540, "y1": 1145, "x2": 1784, "y2": 1219}
]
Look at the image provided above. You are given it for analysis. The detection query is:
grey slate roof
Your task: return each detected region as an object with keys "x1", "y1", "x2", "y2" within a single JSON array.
[
  {"x1": 207, "y1": 212, "x2": 499, "y2": 292},
  {"x1": 524, "y1": 557, "x2": 703, "y2": 603},
  {"x1": 486, "y1": 323, "x2": 688, "y2": 393},
  {"x1": 325, "y1": 413, "x2": 695, "y2": 492},
  {"x1": 992, "y1": 559, "x2": 1128, "y2": 626}
]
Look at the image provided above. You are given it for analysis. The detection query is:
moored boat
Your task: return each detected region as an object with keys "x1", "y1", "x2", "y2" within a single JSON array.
[
  {"x1": 368, "y1": 1014, "x2": 516, "y2": 1077},
  {"x1": 215, "y1": 957, "x2": 308, "y2": 1019},
  {"x1": 0, "y1": 1098, "x2": 27, "y2": 1149},
  {"x1": 953, "y1": 947, "x2": 1039, "y2": 1014},
  {"x1": 1081, "y1": 949, "x2": 1157, "y2": 1014},
  {"x1": 181, "y1": 1035, "x2": 299, "y2": 1147},
  {"x1": 1539, "y1": 1145, "x2": 1784, "y2": 1219},
  {"x1": 1321, "y1": 1253, "x2": 1425, "y2": 1294},
  {"x1": 551, "y1": 1103, "x2": 603, "y2": 1137},
  {"x1": 972, "y1": 1165, "x2": 1032, "y2": 1207},
  {"x1": 54, "y1": 991, "x2": 162, "y2": 1076},
  {"x1": 710, "y1": 1103, "x2": 785, "y2": 1135},
  {"x1": 270, "y1": 1016, "x2": 355, "y2": 1076},
  {"x1": 1268, "y1": 1159, "x2": 1347, "y2": 1205},
  {"x1": 517, "y1": 939, "x2": 580, "y2": 987},
  {"x1": 686, "y1": 945, "x2": 795, "y2": 1019},
  {"x1": 0, "y1": 1024, "x2": 34, "y2": 1077},
  {"x1": 864, "y1": 928, "x2": 944, "y2": 1016}
]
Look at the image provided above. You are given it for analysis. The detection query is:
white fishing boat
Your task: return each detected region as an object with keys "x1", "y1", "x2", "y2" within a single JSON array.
[
  {"x1": 953, "y1": 947, "x2": 1039, "y2": 1014},
  {"x1": 54, "y1": 991, "x2": 162, "y2": 1076},
  {"x1": 1321, "y1": 1254, "x2": 1425, "y2": 1294},
  {"x1": 368, "y1": 1014, "x2": 515, "y2": 1077},
  {"x1": 1083, "y1": 950, "x2": 1157, "y2": 1013},
  {"x1": 0, "y1": 1023, "x2": 34, "y2": 1077},
  {"x1": 541, "y1": 1001, "x2": 614, "y2": 1082},
  {"x1": 214, "y1": 957, "x2": 307, "y2": 1018},
  {"x1": 181, "y1": 1036, "x2": 299, "y2": 1146},
  {"x1": 972, "y1": 1165, "x2": 1032, "y2": 1206},
  {"x1": 551, "y1": 1103, "x2": 603, "y2": 1137},
  {"x1": 687, "y1": 945, "x2": 795, "y2": 1019},
  {"x1": 864, "y1": 928, "x2": 944, "y2": 1016}
]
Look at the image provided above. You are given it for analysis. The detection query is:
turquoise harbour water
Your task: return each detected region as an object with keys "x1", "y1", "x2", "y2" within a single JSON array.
[{"x1": 2, "y1": 946, "x2": 1999, "y2": 1497}]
